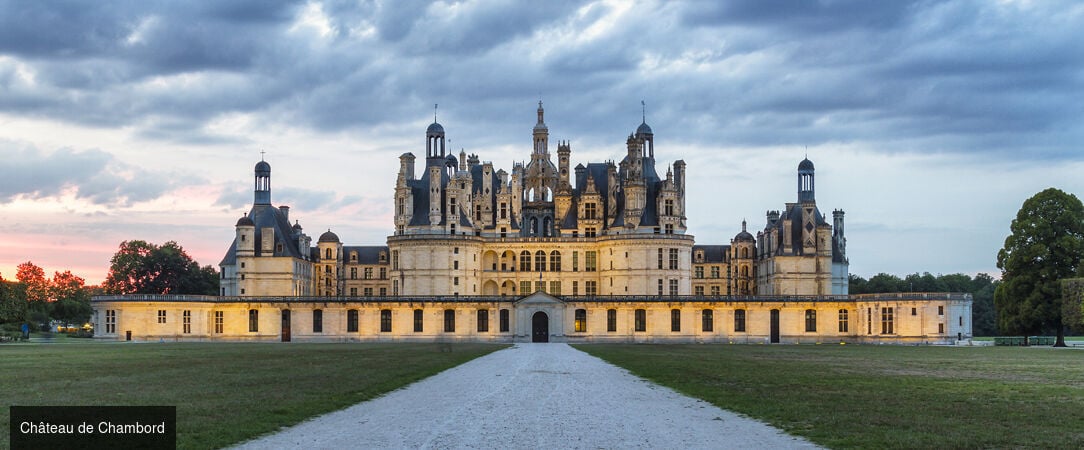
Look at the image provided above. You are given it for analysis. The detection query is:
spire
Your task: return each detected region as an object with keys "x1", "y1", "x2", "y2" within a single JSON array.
[
  {"x1": 434, "y1": 103, "x2": 438, "y2": 123},
  {"x1": 641, "y1": 99, "x2": 646, "y2": 124},
  {"x1": 536, "y1": 100, "x2": 545, "y2": 125}
]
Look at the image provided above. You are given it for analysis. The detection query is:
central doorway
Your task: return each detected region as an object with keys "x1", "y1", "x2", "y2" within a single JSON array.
[
  {"x1": 769, "y1": 309, "x2": 780, "y2": 344},
  {"x1": 532, "y1": 311, "x2": 549, "y2": 343},
  {"x1": 281, "y1": 310, "x2": 291, "y2": 342}
]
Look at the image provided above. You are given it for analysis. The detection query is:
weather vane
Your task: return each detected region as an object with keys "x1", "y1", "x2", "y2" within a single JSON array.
[
  {"x1": 434, "y1": 103, "x2": 438, "y2": 122},
  {"x1": 641, "y1": 100, "x2": 646, "y2": 122},
  {"x1": 260, "y1": 150, "x2": 266, "y2": 161}
]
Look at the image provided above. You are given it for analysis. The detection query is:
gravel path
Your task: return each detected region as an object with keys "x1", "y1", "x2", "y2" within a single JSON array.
[{"x1": 233, "y1": 344, "x2": 819, "y2": 449}]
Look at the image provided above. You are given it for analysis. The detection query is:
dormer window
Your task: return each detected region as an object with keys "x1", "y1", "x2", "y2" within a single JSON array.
[
  {"x1": 695, "y1": 251, "x2": 704, "y2": 263},
  {"x1": 379, "y1": 252, "x2": 387, "y2": 262},
  {"x1": 351, "y1": 252, "x2": 357, "y2": 262}
]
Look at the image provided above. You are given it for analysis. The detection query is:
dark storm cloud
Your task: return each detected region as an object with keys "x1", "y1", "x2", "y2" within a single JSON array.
[
  {"x1": 0, "y1": 0, "x2": 1082, "y2": 159},
  {"x1": 0, "y1": 141, "x2": 179, "y2": 206}
]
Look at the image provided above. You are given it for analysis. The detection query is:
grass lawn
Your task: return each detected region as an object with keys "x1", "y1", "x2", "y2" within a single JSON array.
[
  {"x1": 1, "y1": 342, "x2": 506, "y2": 449},
  {"x1": 575, "y1": 344, "x2": 1084, "y2": 449}
]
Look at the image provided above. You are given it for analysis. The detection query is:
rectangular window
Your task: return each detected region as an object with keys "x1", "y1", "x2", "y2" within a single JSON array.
[
  {"x1": 881, "y1": 307, "x2": 894, "y2": 334},
  {"x1": 805, "y1": 309, "x2": 817, "y2": 332},
  {"x1": 380, "y1": 309, "x2": 392, "y2": 332},
  {"x1": 348, "y1": 310, "x2": 359, "y2": 332},
  {"x1": 671, "y1": 309, "x2": 681, "y2": 332},
  {"x1": 380, "y1": 267, "x2": 386, "y2": 279},
  {"x1": 911, "y1": 307, "x2": 917, "y2": 316},
  {"x1": 657, "y1": 279, "x2": 664, "y2": 296},
  {"x1": 365, "y1": 268, "x2": 373, "y2": 279},
  {"x1": 393, "y1": 279, "x2": 399, "y2": 295},
  {"x1": 499, "y1": 309, "x2": 509, "y2": 332},
  {"x1": 380, "y1": 287, "x2": 387, "y2": 296},
  {"x1": 634, "y1": 309, "x2": 647, "y2": 332},
  {"x1": 658, "y1": 248, "x2": 664, "y2": 269},
  {"x1": 454, "y1": 260, "x2": 459, "y2": 270},
  {"x1": 313, "y1": 309, "x2": 323, "y2": 333},
  {"x1": 695, "y1": 285, "x2": 704, "y2": 296},
  {"x1": 838, "y1": 309, "x2": 849, "y2": 333},
  {"x1": 249, "y1": 309, "x2": 259, "y2": 332},
  {"x1": 939, "y1": 323, "x2": 945, "y2": 334},
  {"x1": 574, "y1": 309, "x2": 587, "y2": 332},
  {"x1": 393, "y1": 251, "x2": 399, "y2": 270},
  {"x1": 477, "y1": 310, "x2": 489, "y2": 332},
  {"x1": 584, "y1": 202, "x2": 597, "y2": 219},
  {"x1": 669, "y1": 279, "x2": 678, "y2": 296},
  {"x1": 536, "y1": 280, "x2": 545, "y2": 293},
  {"x1": 155, "y1": 310, "x2": 166, "y2": 324},
  {"x1": 454, "y1": 277, "x2": 459, "y2": 286},
  {"x1": 702, "y1": 309, "x2": 713, "y2": 332},
  {"x1": 585, "y1": 227, "x2": 596, "y2": 237},
  {"x1": 182, "y1": 310, "x2": 191, "y2": 334},
  {"x1": 669, "y1": 248, "x2": 679, "y2": 270},
  {"x1": 214, "y1": 311, "x2": 223, "y2": 334},
  {"x1": 351, "y1": 267, "x2": 357, "y2": 279},
  {"x1": 350, "y1": 287, "x2": 357, "y2": 296},
  {"x1": 711, "y1": 266, "x2": 720, "y2": 279},
  {"x1": 572, "y1": 281, "x2": 579, "y2": 295},
  {"x1": 734, "y1": 309, "x2": 746, "y2": 332},
  {"x1": 572, "y1": 251, "x2": 579, "y2": 271},
  {"x1": 364, "y1": 287, "x2": 373, "y2": 297},
  {"x1": 550, "y1": 281, "x2": 561, "y2": 296},
  {"x1": 414, "y1": 309, "x2": 424, "y2": 332},
  {"x1": 585, "y1": 281, "x2": 597, "y2": 296},
  {"x1": 444, "y1": 309, "x2": 456, "y2": 332},
  {"x1": 710, "y1": 285, "x2": 720, "y2": 296},
  {"x1": 585, "y1": 251, "x2": 597, "y2": 272},
  {"x1": 695, "y1": 266, "x2": 704, "y2": 279},
  {"x1": 938, "y1": 305, "x2": 944, "y2": 316},
  {"x1": 607, "y1": 309, "x2": 617, "y2": 332},
  {"x1": 520, "y1": 281, "x2": 532, "y2": 295}
]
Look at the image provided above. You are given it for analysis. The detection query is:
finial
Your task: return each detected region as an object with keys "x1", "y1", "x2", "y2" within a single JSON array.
[
  {"x1": 742, "y1": 219, "x2": 747, "y2": 231},
  {"x1": 260, "y1": 150, "x2": 265, "y2": 161},
  {"x1": 641, "y1": 100, "x2": 646, "y2": 123},
  {"x1": 434, "y1": 103, "x2": 438, "y2": 123}
]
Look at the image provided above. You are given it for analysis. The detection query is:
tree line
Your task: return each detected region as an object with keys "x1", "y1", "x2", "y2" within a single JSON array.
[{"x1": 0, "y1": 240, "x2": 218, "y2": 338}]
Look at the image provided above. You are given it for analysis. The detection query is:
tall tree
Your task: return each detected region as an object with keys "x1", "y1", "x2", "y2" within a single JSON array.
[
  {"x1": 50, "y1": 271, "x2": 92, "y2": 326},
  {"x1": 16, "y1": 261, "x2": 50, "y2": 302},
  {"x1": 103, "y1": 240, "x2": 219, "y2": 295},
  {"x1": 995, "y1": 188, "x2": 1084, "y2": 347}
]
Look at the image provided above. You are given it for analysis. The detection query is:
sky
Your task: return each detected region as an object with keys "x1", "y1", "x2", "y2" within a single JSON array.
[{"x1": 1, "y1": 0, "x2": 1083, "y2": 285}]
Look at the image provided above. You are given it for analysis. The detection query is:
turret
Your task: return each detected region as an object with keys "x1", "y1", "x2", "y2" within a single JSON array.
[
  {"x1": 798, "y1": 158, "x2": 815, "y2": 203},
  {"x1": 254, "y1": 160, "x2": 271, "y2": 205},
  {"x1": 235, "y1": 214, "x2": 255, "y2": 257}
]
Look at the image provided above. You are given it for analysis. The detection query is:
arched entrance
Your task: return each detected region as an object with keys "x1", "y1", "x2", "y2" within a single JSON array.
[
  {"x1": 281, "y1": 310, "x2": 292, "y2": 342},
  {"x1": 532, "y1": 311, "x2": 549, "y2": 343},
  {"x1": 769, "y1": 309, "x2": 780, "y2": 344}
]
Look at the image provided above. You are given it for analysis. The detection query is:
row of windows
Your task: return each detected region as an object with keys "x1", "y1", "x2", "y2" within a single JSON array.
[
  {"x1": 142, "y1": 307, "x2": 944, "y2": 336},
  {"x1": 348, "y1": 267, "x2": 387, "y2": 280},
  {"x1": 513, "y1": 250, "x2": 597, "y2": 272}
]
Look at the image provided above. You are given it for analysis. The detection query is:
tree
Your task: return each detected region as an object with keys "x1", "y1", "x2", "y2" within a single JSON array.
[
  {"x1": 49, "y1": 271, "x2": 92, "y2": 326},
  {"x1": 16, "y1": 261, "x2": 50, "y2": 302},
  {"x1": 103, "y1": 240, "x2": 219, "y2": 295},
  {"x1": 1062, "y1": 278, "x2": 1084, "y2": 335},
  {"x1": 0, "y1": 274, "x2": 28, "y2": 325},
  {"x1": 995, "y1": 188, "x2": 1084, "y2": 347}
]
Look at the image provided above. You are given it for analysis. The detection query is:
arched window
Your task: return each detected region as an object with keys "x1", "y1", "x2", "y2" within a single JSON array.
[
  {"x1": 530, "y1": 217, "x2": 539, "y2": 235},
  {"x1": 550, "y1": 251, "x2": 561, "y2": 271},
  {"x1": 742, "y1": 247, "x2": 749, "y2": 258},
  {"x1": 805, "y1": 309, "x2": 817, "y2": 332},
  {"x1": 325, "y1": 248, "x2": 332, "y2": 259},
  {"x1": 574, "y1": 309, "x2": 587, "y2": 332},
  {"x1": 520, "y1": 251, "x2": 531, "y2": 271},
  {"x1": 381, "y1": 309, "x2": 392, "y2": 332},
  {"x1": 535, "y1": 250, "x2": 547, "y2": 272}
]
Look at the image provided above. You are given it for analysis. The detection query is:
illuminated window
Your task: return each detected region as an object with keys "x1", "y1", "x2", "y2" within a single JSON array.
[
  {"x1": 734, "y1": 309, "x2": 746, "y2": 332},
  {"x1": 213, "y1": 311, "x2": 223, "y2": 334},
  {"x1": 249, "y1": 309, "x2": 259, "y2": 332},
  {"x1": 477, "y1": 310, "x2": 489, "y2": 332},
  {"x1": 574, "y1": 309, "x2": 587, "y2": 332},
  {"x1": 702, "y1": 309, "x2": 713, "y2": 332},
  {"x1": 634, "y1": 309, "x2": 646, "y2": 332},
  {"x1": 414, "y1": 309, "x2": 423, "y2": 332},
  {"x1": 380, "y1": 309, "x2": 392, "y2": 332},
  {"x1": 347, "y1": 310, "x2": 359, "y2": 332},
  {"x1": 805, "y1": 309, "x2": 817, "y2": 332},
  {"x1": 157, "y1": 310, "x2": 166, "y2": 324},
  {"x1": 881, "y1": 307, "x2": 894, "y2": 334},
  {"x1": 838, "y1": 309, "x2": 849, "y2": 333},
  {"x1": 499, "y1": 309, "x2": 509, "y2": 332},
  {"x1": 313, "y1": 309, "x2": 323, "y2": 333},
  {"x1": 444, "y1": 309, "x2": 456, "y2": 332},
  {"x1": 182, "y1": 310, "x2": 191, "y2": 334},
  {"x1": 607, "y1": 309, "x2": 617, "y2": 332}
]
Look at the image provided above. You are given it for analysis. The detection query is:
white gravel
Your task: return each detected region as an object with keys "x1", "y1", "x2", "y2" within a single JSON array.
[{"x1": 233, "y1": 343, "x2": 820, "y2": 449}]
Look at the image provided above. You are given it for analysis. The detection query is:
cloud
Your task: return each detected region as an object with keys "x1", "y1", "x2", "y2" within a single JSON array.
[{"x1": 0, "y1": 141, "x2": 179, "y2": 206}]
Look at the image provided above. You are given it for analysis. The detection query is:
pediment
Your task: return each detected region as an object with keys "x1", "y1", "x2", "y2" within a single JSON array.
[{"x1": 515, "y1": 291, "x2": 565, "y2": 305}]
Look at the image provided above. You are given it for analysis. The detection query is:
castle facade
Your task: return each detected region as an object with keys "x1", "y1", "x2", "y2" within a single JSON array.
[{"x1": 92, "y1": 103, "x2": 972, "y2": 344}]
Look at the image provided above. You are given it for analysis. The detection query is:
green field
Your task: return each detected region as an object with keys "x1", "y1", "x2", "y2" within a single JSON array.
[
  {"x1": 1, "y1": 342, "x2": 505, "y2": 449},
  {"x1": 575, "y1": 344, "x2": 1084, "y2": 449}
]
